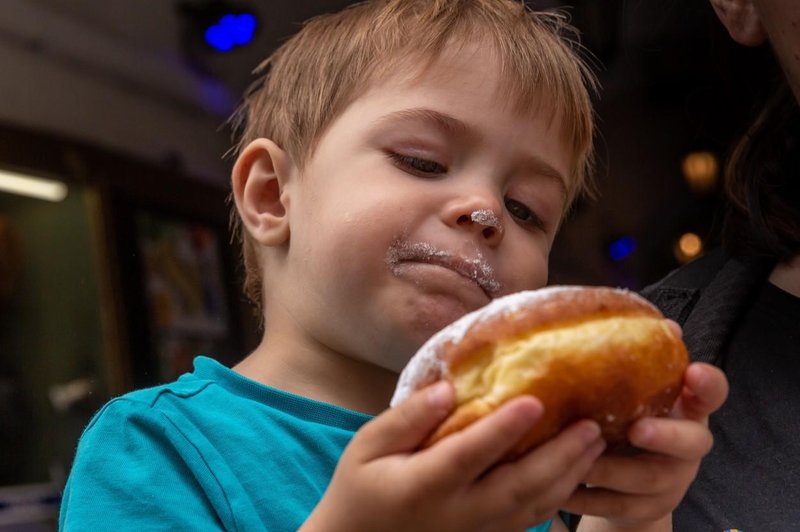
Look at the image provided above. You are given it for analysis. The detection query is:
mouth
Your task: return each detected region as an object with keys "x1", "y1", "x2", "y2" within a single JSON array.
[{"x1": 386, "y1": 240, "x2": 501, "y2": 298}]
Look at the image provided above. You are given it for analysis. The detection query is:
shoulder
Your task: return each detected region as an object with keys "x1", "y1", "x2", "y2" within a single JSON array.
[
  {"x1": 643, "y1": 249, "x2": 728, "y2": 294},
  {"x1": 641, "y1": 249, "x2": 775, "y2": 323},
  {"x1": 63, "y1": 378, "x2": 237, "y2": 529},
  {"x1": 79, "y1": 372, "x2": 220, "y2": 450},
  {"x1": 640, "y1": 249, "x2": 728, "y2": 325}
]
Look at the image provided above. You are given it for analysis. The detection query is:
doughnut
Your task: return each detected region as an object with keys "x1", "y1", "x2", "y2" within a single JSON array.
[{"x1": 390, "y1": 286, "x2": 688, "y2": 457}]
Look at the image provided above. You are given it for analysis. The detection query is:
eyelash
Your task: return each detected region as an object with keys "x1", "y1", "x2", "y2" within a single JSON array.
[
  {"x1": 505, "y1": 198, "x2": 546, "y2": 232},
  {"x1": 389, "y1": 153, "x2": 447, "y2": 176},
  {"x1": 388, "y1": 152, "x2": 546, "y2": 232}
]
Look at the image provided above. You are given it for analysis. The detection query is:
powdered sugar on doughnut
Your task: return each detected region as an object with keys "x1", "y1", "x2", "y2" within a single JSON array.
[{"x1": 390, "y1": 285, "x2": 645, "y2": 407}]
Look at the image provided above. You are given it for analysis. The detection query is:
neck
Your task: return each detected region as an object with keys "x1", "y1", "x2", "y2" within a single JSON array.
[
  {"x1": 234, "y1": 317, "x2": 399, "y2": 416},
  {"x1": 769, "y1": 254, "x2": 800, "y2": 297}
]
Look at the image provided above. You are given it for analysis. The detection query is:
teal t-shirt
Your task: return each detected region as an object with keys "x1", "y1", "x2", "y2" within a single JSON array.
[{"x1": 60, "y1": 356, "x2": 554, "y2": 531}]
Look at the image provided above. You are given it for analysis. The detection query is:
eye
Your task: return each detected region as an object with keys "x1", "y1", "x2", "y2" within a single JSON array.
[
  {"x1": 505, "y1": 198, "x2": 546, "y2": 231},
  {"x1": 389, "y1": 153, "x2": 447, "y2": 176}
]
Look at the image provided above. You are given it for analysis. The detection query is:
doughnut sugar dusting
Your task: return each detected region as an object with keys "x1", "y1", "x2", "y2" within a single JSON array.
[
  {"x1": 391, "y1": 285, "x2": 688, "y2": 457},
  {"x1": 391, "y1": 286, "x2": 587, "y2": 407}
]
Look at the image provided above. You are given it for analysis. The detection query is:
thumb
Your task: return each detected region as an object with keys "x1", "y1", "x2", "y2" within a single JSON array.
[
  {"x1": 672, "y1": 362, "x2": 729, "y2": 422},
  {"x1": 351, "y1": 381, "x2": 455, "y2": 462}
]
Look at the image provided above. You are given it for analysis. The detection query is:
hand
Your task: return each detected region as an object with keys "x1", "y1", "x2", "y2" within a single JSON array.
[
  {"x1": 564, "y1": 362, "x2": 729, "y2": 529},
  {"x1": 303, "y1": 381, "x2": 606, "y2": 532}
]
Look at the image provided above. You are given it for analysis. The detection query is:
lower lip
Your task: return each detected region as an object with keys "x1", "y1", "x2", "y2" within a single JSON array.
[{"x1": 391, "y1": 261, "x2": 490, "y2": 301}]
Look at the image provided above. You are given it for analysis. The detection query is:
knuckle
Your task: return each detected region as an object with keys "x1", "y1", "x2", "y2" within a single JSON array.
[
  {"x1": 610, "y1": 494, "x2": 666, "y2": 522},
  {"x1": 494, "y1": 473, "x2": 527, "y2": 512},
  {"x1": 407, "y1": 468, "x2": 444, "y2": 500},
  {"x1": 448, "y1": 450, "x2": 479, "y2": 477},
  {"x1": 504, "y1": 474, "x2": 544, "y2": 511},
  {"x1": 491, "y1": 411, "x2": 528, "y2": 444},
  {"x1": 699, "y1": 430, "x2": 714, "y2": 456},
  {"x1": 639, "y1": 460, "x2": 667, "y2": 492},
  {"x1": 394, "y1": 477, "x2": 430, "y2": 507},
  {"x1": 394, "y1": 403, "x2": 418, "y2": 430},
  {"x1": 608, "y1": 495, "x2": 635, "y2": 519}
]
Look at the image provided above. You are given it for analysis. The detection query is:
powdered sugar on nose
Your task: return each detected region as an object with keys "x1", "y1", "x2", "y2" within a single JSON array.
[
  {"x1": 385, "y1": 240, "x2": 501, "y2": 295},
  {"x1": 471, "y1": 209, "x2": 500, "y2": 228}
]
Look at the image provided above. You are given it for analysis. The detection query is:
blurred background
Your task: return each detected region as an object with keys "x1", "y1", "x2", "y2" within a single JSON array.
[{"x1": 0, "y1": 0, "x2": 780, "y2": 528}]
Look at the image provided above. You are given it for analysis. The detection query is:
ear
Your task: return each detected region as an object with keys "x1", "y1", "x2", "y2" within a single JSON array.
[
  {"x1": 709, "y1": 0, "x2": 768, "y2": 46},
  {"x1": 231, "y1": 138, "x2": 294, "y2": 247}
]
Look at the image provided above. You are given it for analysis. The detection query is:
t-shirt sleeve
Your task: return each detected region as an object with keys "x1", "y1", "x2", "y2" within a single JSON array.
[
  {"x1": 59, "y1": 399, "x2": 227, "y2": 531},
  {"x1": 528, "y1": 519, "x2": 553, "y2": 531}
]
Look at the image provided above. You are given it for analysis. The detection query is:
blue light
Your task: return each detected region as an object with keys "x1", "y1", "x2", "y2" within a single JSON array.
[
  {"x1": 204, "y1": 13, "x2": 257, "y2": 52},
  {"x1": 608, "y1": 236, "x2": 637, "y2": 261}
]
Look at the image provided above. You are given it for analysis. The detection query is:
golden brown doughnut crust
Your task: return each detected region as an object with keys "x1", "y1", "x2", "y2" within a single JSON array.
[{"x1": 391, "y1": 286, "x2": 688, "y2": 458}]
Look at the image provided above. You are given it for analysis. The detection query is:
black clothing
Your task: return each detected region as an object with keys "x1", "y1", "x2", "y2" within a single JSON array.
[{"x1": 642, "y1": 250, "x2": 800, "y2": 530}]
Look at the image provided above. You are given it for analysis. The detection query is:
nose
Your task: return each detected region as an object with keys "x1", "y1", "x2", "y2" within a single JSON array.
[{"x1": 443, "y1": 195, "x2": 505, "y2": 245}]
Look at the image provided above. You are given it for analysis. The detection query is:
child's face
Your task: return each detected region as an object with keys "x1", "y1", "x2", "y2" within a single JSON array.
[{"x1": 277, "y1": 44, "x2": 572, "y2": 373}]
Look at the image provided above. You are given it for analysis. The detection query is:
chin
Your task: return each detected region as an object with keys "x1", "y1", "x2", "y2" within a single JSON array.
[
  {"x1": 404, "y1": 292, "x2": 478, "y2": 341},
  {"x1": 375, "y1": 285, "x2": 489, "y2": 370}
]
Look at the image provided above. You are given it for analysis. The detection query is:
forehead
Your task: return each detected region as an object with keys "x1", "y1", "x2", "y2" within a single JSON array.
[
  {"x1": 373, "y1": 41, "x2": 557, "y2": 115},
  {"x1": 366, "y1": 43, "x2": 559, "y2": 118},
  {"x1": 354, "y1": 44, "x2": 573, "y2": 176}
]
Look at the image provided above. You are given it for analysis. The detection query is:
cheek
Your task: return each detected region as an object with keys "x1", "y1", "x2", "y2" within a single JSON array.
[
  {"x1": 310, "y1": 208, "x2": 399, "y2": 279},
  {"x1": 503, "y1": 239, "x2": 550, "y2": 293}
]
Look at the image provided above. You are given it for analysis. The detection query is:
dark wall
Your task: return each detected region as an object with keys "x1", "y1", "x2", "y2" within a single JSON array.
[{"x1": 549, "y1": 0, "x2": 778, "y2": 288}]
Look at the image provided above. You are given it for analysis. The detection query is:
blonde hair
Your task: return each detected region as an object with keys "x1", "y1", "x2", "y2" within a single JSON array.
[{"x1": 229, "y1": 0, "x2": 598, "y2": 312}]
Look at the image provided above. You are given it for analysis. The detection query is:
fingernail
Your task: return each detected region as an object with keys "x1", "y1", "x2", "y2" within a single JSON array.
[
  {"x1": 688, "y1": 363, "x2": 707, "y2": 388},
  {"x1": 577, "y1": 421, "x2": 602, "y2": 445},
  {"x1": 633, "y1": 420, "x2": 654, "y2": 444},
  {"x1": 427, "y1": 381, "x2": 453, "y2": 411},
  {"x1": 587, "y1": 438, "x2": 606, "y2": 458}
]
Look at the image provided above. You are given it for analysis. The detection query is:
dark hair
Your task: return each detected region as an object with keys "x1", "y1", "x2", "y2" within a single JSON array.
[{"x1": 722, "y1": 80, "x2": 800, "y2": 261}]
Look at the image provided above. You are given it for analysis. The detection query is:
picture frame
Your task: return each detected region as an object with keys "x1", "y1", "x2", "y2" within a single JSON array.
[
  {"x1": 133, "y1": 210, "x2": 235, "y2": 383},
  {"x1": 105, "y1": 177, "x2": 254, "y2": 389}
]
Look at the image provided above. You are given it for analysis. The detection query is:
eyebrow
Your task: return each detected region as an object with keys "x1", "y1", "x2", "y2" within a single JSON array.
[
  {"x1": 372, "y1": 108, "x2": 470, "y2": 138},
  {"x1": 519, "y1": 156, "x2": 568, "y2": 199},
  {"x1": 373, "y1": 107, "x2": 568, "y2": 193}
]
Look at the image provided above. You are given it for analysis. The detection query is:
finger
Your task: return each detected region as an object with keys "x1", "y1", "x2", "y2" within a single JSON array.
[
  {"x1": 581, "y1": 453, "x2": 683, "y2": 496},
  {"x1": 417, "y1": 396, "x2": 545, "y2": 483},
  {"x1": 352, "y1": 381, "x2": 454, "y2": 462},
  {"x1": 671, "y1": 363, "x2": 729, "y2": 422},
  {"x1": 628, "y1": 417, "x2": 714, "y2": 460},
  {"x1": 479, "y1": 420, "x2": 606, "y2": 512},
  {"x1": 563, "y1": 486, "x2": 665, "y2": 523},
  {"x1": 665, "y1": 319, "x2": 682, "y2": 338}
]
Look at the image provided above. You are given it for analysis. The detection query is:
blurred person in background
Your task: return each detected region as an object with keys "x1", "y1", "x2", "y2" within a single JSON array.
[{"x1": 642, "y1": 0, "x2": 800, "y2": 528}]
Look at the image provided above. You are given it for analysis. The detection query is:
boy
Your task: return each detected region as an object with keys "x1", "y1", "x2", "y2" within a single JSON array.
[{"x1": 60, "y1": 1, "x2": 727, "y2": 530}]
